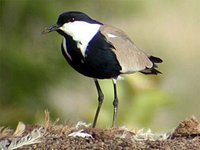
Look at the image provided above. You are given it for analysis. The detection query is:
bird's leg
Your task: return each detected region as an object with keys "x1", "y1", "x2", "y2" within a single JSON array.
[
  {"x1": 92, "y1": 79, "x2": 104, "y2": 128},
  {"x1": 112, "y1": 79, "x2": 118, "y2": 127}
]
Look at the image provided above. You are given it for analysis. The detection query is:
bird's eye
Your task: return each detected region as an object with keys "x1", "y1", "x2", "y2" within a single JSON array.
[{"x1": 69, "y1": 17, "x2": 75, "y2": 22}]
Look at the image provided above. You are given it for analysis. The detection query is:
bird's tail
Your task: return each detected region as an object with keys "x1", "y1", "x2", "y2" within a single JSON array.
[{"x1": 140, "y1": 56, "x2": 163, "y2": 75}]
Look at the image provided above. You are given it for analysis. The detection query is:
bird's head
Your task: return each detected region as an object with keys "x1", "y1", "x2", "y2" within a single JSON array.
[{"x1": 42, "y1": 11, "x2": 102, "y2": 36}]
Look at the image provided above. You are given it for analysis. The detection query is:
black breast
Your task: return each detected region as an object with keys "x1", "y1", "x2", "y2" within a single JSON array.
[{"x1": 61, "y1": 32, "x2": 121, "y2": 79}]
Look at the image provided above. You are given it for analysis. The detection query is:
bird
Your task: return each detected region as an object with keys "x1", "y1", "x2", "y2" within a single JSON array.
[{"x1": 42, "y1": 11, "x2": 162, "y2": 128}]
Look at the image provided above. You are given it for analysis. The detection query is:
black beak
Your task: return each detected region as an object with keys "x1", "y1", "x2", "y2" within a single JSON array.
[{"x1": 42, "y1": 24, "x2": 61, "y2": 34}]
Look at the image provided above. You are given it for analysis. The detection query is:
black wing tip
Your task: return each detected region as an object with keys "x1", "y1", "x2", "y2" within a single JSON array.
[
  {"x1": 151, "y1": 68, "x2": 162, "y2": 75},
  {"x1": 140, "y1": 68, "x2": 162, "y2": 75},
  {"x1": 149, "y1": 56, "x2": 163, "y2": 63},
  {"x1": 140, "y1": 55, "x2": 163, "y2": 75}
]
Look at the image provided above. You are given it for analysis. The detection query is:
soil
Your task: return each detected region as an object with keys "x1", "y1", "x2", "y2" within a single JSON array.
[{"x1": 0, "y1": 117, "x2": 200, "y2": 150}]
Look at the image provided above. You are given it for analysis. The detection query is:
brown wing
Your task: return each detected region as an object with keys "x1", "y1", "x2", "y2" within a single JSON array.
[{"x1": 100, "y1": 24, "x2": 153, "y2": 74}]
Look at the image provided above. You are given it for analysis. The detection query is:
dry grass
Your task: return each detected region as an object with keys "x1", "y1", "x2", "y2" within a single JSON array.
[{"x1": 0, "y1": 113, "x2": 200, "y2": 150}]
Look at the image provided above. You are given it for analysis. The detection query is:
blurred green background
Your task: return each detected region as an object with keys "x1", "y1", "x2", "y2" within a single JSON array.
[{"x1": 0, "y1": 0, "x2": 200, "y2": 132}]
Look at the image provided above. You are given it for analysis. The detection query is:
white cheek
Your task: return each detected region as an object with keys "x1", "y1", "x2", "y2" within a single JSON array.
[
  {"x1": 60, "y1": 23, "x2": 74, "y2": 35},
  {"x1": 60, "y1": 21, "x2": 101, "y2": 57}
]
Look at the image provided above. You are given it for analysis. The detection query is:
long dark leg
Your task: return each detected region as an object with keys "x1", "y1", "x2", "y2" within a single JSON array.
[
  {"x1": 112, "y1": 79, "x2": 119, "y2": 127},
  {"x1": 92, "y1": 79, "x2": 104, "y2": 128}
]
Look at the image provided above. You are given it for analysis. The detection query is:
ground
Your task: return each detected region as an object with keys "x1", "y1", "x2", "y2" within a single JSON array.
[{"x1": 0, "y1": 116, "x2": 200, "y2": 150}]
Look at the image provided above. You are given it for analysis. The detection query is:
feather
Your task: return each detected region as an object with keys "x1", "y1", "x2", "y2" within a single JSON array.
[{"x1": 100, "y1": 25, "x2": 154, "y2": 74}]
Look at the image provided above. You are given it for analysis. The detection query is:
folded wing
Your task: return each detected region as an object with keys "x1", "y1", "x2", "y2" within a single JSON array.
[{"x1": 100, "y1": 25, "x2": 162, "y2": 74}]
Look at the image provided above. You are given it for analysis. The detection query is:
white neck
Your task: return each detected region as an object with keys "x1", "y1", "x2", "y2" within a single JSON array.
[{"x1": 60, "y1": 21, "x2": 101, "y2": 57}]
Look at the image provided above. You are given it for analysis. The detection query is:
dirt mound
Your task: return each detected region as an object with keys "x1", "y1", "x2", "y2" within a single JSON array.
[{"x1": 0, "y1": 117, "x2": 200, "y2": 150}]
